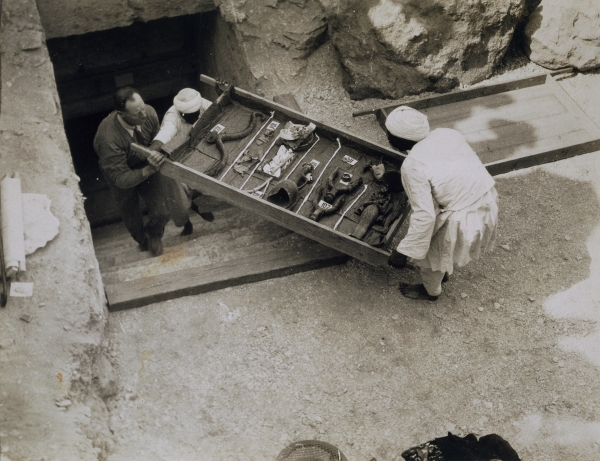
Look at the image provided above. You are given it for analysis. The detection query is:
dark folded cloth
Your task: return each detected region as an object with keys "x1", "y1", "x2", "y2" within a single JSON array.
[{"x1": 402, "y1": 432, "x2": 521, "y2": 461}]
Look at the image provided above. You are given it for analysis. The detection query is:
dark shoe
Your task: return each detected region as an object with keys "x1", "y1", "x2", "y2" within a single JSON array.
[
  {"x1": 148, "y1": 236, "x2": 163, "y2": 256},
  {"x1": 191, "y1": 202, "x2": 214, "y2": 222},
  {"x1": 199, "y1": 212, "x2": 214, "y2": 222},
  {"x1": 180, "y1": 220, "x2": 193, "y2": 236},
  {"x1": 138, "y1": 236, "x2": 149, "y2": 252},
  {"x1": 399, "y1": 283, "x2": 438, "y2": 301}
]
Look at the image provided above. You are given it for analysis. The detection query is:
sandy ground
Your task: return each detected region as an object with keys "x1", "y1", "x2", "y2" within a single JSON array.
[{"x1": 104, "y1": 44, "x2": 600, "y2": 461}]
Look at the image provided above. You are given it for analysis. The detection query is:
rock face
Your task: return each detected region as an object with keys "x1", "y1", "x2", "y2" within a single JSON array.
[
  {"x1": 214, "y1": 0, "x2": 328, "y2": 98},
  {"x1": 524, "y1": 0, "x2": 600, "y2": 71},
  {"x1": 326, "y1": 0, "x2": 526, "y2": 99},
  {"x1": 37, "y1": 0, "x2": 216, "y2": 39}
]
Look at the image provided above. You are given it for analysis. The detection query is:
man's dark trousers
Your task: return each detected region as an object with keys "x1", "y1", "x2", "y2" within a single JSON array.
[{"x1": 106, "y1": 172, "x2": 170, "y2": 247}]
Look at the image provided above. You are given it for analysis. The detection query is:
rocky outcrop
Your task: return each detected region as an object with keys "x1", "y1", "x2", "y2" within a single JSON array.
[
  {"x1": 524, "y1": 0, "x2": 600, "y2": 71},
  {"x1": 214, "y1": 0, "x2": 328, "y2": 98},
  {"x1": 325, "y1": 0, "x2": 526, "y2": 99},
  {"x1": 37, "y1": 0, "x2": 217, "y2": 39}
]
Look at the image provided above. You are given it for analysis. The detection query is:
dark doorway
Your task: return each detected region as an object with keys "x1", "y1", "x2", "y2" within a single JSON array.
[{"x1": 46, "y1": 12, "x2": 217, "y2": 226}]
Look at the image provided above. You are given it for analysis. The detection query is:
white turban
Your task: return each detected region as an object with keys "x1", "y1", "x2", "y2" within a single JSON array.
[
  {"x1": 173, "y1": 88, "x2": 202, "y2": 114},
  {"x1": 385, "y1": 106, "x2": 430, "y2": 142}
]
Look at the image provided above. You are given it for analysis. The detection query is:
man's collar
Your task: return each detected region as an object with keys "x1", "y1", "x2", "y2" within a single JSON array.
[{"x1": 116, "y1": 113, "x2": 140, "y2": 134}]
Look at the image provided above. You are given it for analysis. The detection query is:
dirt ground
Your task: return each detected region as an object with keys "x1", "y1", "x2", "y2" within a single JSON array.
[{"x1": 103, "y1": 44, "x2": 600, "y2": 461}]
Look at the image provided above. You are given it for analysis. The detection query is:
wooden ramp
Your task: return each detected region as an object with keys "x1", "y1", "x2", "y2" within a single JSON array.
[
  {"x1": 93, "y1": 206, "x2": 348, "y2": 311},
  {"x1": 364, "y1": 71, "x2": 600, "y2": 175}
]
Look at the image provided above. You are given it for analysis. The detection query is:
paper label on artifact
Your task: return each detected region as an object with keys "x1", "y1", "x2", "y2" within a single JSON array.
[
  {"x1": 309, "y1": 159, "x2": 321, "y2": 170},
  {"x1": 211, "y1": 124, "x2": 226, "y2": 134},
  {"x1": 266, "y1": 121, "x2": 280, "y2": 131},
  {"x1": 342, "y1": 155, "x2": 357, "y2": 166},
  {"x1": 318, "y1": 200, "x2": 334, "y2": 210}
]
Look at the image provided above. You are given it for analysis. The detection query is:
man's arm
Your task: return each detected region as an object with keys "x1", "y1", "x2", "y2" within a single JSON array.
[
  {"x1": 152, "y1": 107, "x2": 181, "y2": 147},
  {"x1": 98, "y1": 138, "x2": 157, "y2": 189},
  {"x1": 396, "y1": 162, "x2": 436, "y2": 261}
]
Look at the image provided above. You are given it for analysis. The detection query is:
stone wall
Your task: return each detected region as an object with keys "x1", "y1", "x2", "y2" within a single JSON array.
[
  {"x1": 0, "y1": 0, "x2": 116, "y2": 458},
  {"x1": 326, "y1": 0, "x2": 527, "y2": 99},
  {"x1": 37, "y1": 0, "x2": 217, "y2": 39},
  {"x1": 524, "y1": 0, "x2": 600, "y2": 71}
]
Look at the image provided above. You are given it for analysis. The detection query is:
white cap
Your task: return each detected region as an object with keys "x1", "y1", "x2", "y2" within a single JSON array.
[
  {"x1": 173, "y1": 88, "x2": 202, "y2": 114},
  {"x1": 385, "y1": 106, "x2": 430, "y2": 142}
]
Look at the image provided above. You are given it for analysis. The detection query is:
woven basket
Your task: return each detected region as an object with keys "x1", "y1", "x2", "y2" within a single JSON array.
[{"x1": 276, "y1": 440, "x2": 349, "y2": 461}]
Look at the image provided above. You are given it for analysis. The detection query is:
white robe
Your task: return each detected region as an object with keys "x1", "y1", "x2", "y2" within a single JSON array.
[
  {"x1": 397, "y1": 128, "x2": 498, "y2": 274},
  {"x1": 153, "y1": 98, "x2": 212, "y2": 145}
]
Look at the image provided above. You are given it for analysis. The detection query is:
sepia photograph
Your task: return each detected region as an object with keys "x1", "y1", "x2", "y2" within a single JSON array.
[{"x1": 1, "y1": 0, "x2": 599, "y2": 459}]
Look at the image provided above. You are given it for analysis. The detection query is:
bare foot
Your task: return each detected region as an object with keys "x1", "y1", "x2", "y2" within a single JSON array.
[{"x1": 399, "y1": 283, "x2": 439, "y2": 301}]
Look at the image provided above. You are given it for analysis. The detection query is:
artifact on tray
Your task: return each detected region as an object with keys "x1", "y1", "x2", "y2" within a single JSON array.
[
  {"x1": 349, "y1": 170, "x2": 406, "y2": 246},
  {"x1": 233, "y1": 150, "x2": 260, "y2": 177},
  {"x1": 204, "y1": 111, "x2": 266, "y2": 177},
  {"x1": 266, "y1": 163, "x2": 315, "y2": 209},
  {"x1": 260, "y1": 121, "x2": 317, "y2": 177},
  {"x1": 279, "y1": 121, "x2": 316, "y2": 150},
  {"x1": 308, "y1": 168, "x2": 363, "y2": 222},
  {"x1": 261, "y1": 144, "x2": 295, "y2": 177}
]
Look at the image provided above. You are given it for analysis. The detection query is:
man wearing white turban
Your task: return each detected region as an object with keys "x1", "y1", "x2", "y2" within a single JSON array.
[
  {"x1": 386, "y1": 107, "x2": 499, "y2": 301},
  {"x1": 151, "y1": 88, "x2": 212, "y2": 149},
  {"x1": 149, "y1": 88, "x2": 215, "y2": 232}
]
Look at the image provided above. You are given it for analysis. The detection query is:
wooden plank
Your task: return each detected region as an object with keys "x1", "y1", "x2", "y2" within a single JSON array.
[
  {"x1": 420, "y1": 84, "x2": 552, "y2": 125},
  {"x1": 273, "y1": 93, "x2": 303, "y2": 112},
  {"x1": 423, "y1": 90, "x2": 559, "y2": 129},
  {"x1": 100, "y1": 230, "x2": 299, "y2": 285},
  {"x1": 105, "y1": 241, "x2": 349, "y2": 311},
  {"x1": 467, "y1": 114, "x2": 589, "y2": 161},
  {"x1": 480, "y1": 128, "x2": 591, "y2": 164},
  {"x1": 485, "y1": 138, "x2": 600, "y2": 176},
  {"x1": 544, "y1": 74, "x2": 600, "y2": 137},
  {"x1": 354, "y1": 68, "x2": 573, "y2": 118}
]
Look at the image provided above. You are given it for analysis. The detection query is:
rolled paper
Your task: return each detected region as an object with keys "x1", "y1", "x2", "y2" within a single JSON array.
[{"x1": 1, "y1": 173, "x2": 26, "y2": 277}]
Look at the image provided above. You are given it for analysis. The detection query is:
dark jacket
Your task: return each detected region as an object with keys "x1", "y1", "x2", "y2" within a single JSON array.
[{"x1": 93, "y1": 105, "x2": 159, "y2": 189}]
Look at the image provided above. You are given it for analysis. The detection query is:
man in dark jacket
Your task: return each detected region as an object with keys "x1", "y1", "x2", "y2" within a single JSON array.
[{"x1": 93, "y1": 87, "x2": 169, "y2": 256}]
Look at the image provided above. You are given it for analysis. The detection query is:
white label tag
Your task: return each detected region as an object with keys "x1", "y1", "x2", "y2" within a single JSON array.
[
  {"x1": 342, "y1": 155, "x2": 357, "y2": 166},
  {"x1": 318, "y1": 200, "x2": 334, "y2": 210},
  {"x1": 266, "y1": 121, "x2": 280, "y2": 131},
  {"x1": 211, "y1": 124, "x2": 226, "y2": 133},
  {"x1": 309, "y1": 159, "x2": 321, "y2": 169}
]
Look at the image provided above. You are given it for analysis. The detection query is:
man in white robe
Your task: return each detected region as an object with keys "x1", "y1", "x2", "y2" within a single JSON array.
[
  {"x1": 386, "y1": 106, "x2": 499, "y2": 301},
  {"x1": 150, "y1": 88, "x2": 213, "y2": 149},
  {"x1": 149, "y1": 88, "x2": 215, "y2": 232}
]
